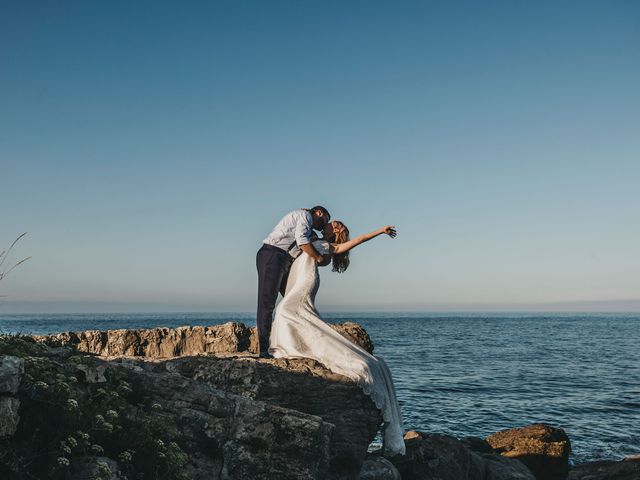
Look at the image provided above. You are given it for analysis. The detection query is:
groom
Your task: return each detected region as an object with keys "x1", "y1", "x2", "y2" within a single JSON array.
[{"x1": 256, "y1": 206, "x2": 331, "y2": 358}]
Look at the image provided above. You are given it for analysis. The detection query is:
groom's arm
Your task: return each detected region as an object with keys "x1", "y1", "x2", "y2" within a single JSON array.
[
  {"x1": 300, "y1": 243, "x2": 323, "y2": 263},
  {"x1": 295, "y1": 211, "x2": 323, "y2": 262}
]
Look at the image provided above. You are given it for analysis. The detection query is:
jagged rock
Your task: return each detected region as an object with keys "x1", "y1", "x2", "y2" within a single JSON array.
[
  {"x1": 32, "y1": 322, "x2": 381, "y2": 479},
  {"x1": 358, "y1": 456, "x2": 401, "y2": 479},
  {"x1": 567, "y1": 457, "x2": 640, "y2": 480},
  {"x1": 388, "y1": 432, "x2": 535, "y2": 480},
  {"x1": 123, "y1": 362, "x2": 335, "y2": 480},
  {"x1": 0, "y1": 396, "x2": 20, "y2": 437},
  {"x1": 0, "y1": 356, "x2": 24, "y2": 394},
  {"x1": 486, "y1": 424, "x2": 571, "y2": 480},
  {"x1": 35, "y1": 323, "x2": 254, "y2": 358},
  {"x1": 1, "y1": 322, "x2": 386, "y2": 480},
  {"x1": 120, "y1": 354, "x2": 382, "y2": 479},
  {"x1": 330, "y1": 322, "x2": 374, "y2": 354},
  {"x1": 35, "y1": 321, "x2": 374, "y2": 357}
]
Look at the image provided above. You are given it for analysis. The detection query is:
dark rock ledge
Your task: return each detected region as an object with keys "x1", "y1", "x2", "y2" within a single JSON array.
[{"x1": 0, "y1": 322, "x2": 637, "y2": 480}]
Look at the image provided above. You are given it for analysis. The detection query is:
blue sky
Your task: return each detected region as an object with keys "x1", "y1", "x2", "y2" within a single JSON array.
[{"x1": 1, "y1": 1, "x2": 639, "y2": 313}]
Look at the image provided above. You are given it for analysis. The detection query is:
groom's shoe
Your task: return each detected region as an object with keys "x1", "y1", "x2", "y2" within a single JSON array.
[{"x1": 258, "y1": 351, "x2": 274, "y2": 359}]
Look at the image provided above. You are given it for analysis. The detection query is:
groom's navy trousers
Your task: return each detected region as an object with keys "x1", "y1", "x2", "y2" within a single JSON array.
[{"x1": 256, "y1": 243, "x2": 294, "y2": 354}]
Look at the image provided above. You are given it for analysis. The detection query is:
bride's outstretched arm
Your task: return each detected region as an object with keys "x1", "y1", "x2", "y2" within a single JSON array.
[{"x1": 331, "y1": 226, "x2": 396, "y2": 254}]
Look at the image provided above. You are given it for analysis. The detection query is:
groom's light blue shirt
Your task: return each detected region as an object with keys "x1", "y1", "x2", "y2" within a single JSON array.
[{"x1": 263, "y1": 209, "x2": 314, "y2": 258}]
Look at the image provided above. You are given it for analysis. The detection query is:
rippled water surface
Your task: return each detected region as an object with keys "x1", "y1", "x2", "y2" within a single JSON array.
[{"x1": 1, "y1": 312, "x2": 638, "y2": 464}]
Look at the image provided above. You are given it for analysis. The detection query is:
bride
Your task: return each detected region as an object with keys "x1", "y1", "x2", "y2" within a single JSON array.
[{"x1": 269, "y1": 221, "x2": 406, "y2": 456}]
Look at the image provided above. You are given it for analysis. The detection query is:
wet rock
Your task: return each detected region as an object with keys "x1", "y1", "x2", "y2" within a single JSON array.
[
  {"x1": 0, "y1": 356, "x2": 24, "y2": 394},
  {"x1": 0, "y1": 396, "x2": 20, "y2": 437},
  {"x1": 486, "y1": 424, "x2": 571, "y2": 480},
  {"x1": 567, "y1": 457, "x2": 640, "y2": 480}
]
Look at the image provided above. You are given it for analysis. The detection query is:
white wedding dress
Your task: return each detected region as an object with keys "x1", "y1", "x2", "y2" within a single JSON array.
[{"x1": 269, "y1": 239, "x2": 406, "y2": 456}]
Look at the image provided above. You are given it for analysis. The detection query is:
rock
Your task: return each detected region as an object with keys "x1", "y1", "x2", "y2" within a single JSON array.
[
  {"x1": 0, "y1": 356, "x2": 24, "y2": 394},
  {"x1": 481, "y1": 453, "x2": 539, "y2": 480},
  {"x1": 19, "y1": 321, "x2": 382, "y2": 479},
  {"x1": 0, "y1": 396, "x2": 20, "y2": 437},
  {"x1": 35, "y1": 321, "x2": 374, "y2": 357},
  {"x1": 126, "y1": 354, "x2": 382, "y2": 479},
  {"x1": 567, "y1": 457, "x2": 640, "y2": 480},
  {"x1": 462, "y1": 436, "x2": 494, "y2": 454},
  {"x1": 32, "y1": 322, "x2": 382, "y2": 479},
  {"x1": 403, "y1": 430, "x2": 423, "y2": 441},
  {"x1": 75, "y1": 362, "x2": 108, "y2": 383},
  {"x1": 389, "y1": 433, "x2": 485, "y2": 480},
  {"x1": 330, "y1": 322, "x2": 374, "y2": 354},
  {"x1": 35, "y1": 322, "x2": 254, "y2": 358},
  {"x1": 119, "y1": 359, "x2": 336, "y2": 480},
  {"x1": 74, "y1": 457, "x2": 126, "y2": 480},
  {"x1": 388, "y1": 432, "x2": 535, "y2": 480},
  {"x1": 359, "y1": 456, "x2": 401, "y2": 480},
  {"x1": 486, "y1": 424, "x2": 571, "y2": 480},
  {"x1": 0, "y1": 356, "x2": 22, "y2": 438}
]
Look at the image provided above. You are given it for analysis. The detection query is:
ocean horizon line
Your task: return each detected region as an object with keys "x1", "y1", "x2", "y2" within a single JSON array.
[
  {"x1": 3, "y1": 298, "x2": 640, "y2": 315},
  {"x1": 1, "y1": 310, "x2": 639, "y2": 317}
]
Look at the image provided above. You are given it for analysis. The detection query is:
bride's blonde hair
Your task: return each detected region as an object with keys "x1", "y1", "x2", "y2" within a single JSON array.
[{"x1": 332, "y1": 221, "x2": 350, "y2": 273}]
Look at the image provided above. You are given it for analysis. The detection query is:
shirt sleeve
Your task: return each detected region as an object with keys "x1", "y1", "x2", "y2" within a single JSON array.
[
  {"x1": 312, "y1": 239, "x2": 331, "y2": 255},
  {"x1": 294, "y1": 211, "x2": 314, "y2": 246}
]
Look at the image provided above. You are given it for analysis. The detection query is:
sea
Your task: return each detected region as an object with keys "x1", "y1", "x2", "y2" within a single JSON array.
[{"x1": 1, "y1": 312, "x2": 638, "y2": 465}]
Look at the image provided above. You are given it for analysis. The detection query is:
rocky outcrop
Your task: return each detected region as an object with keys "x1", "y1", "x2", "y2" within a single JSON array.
[
  {"x1": 110, "y1": 354, "x2": 382, "y2": 479},
  {"x1": 486, "y1": 424, "x2": 571, "y2": 480},
  {"x1": 120, "y1": 355, "x2": 337, "y2": 479},
  {"x1": 2, "y1": 323, "x2": 634, "y2": 480},
  {"x1": 35, "y1": 321, "x2": 374, "y2": 357},
  {"x1": 567, "y1": 456, "x2": 640, "y2": 480},
  {"x1": 2, "y1": 323, "x2": 380, "y2": 480},
  {"x1": 388, "y1": 430, "x2": 535, "y2": 480},
  {"x1": 33, "y1": 321, "x2": 380, "y2": 478}
]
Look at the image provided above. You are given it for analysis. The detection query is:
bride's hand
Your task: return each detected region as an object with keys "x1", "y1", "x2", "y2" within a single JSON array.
[{"x1": 381, "y1": 226, "x2": 397, "y2": 238}]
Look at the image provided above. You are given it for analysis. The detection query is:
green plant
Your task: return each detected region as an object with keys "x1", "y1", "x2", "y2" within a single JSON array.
[
  {"x1": 0, "y1": 232, "x2": 31, "y2": 283},
  {"x1": 0, "y1": 337, "x2": 191, "y2": 480}
]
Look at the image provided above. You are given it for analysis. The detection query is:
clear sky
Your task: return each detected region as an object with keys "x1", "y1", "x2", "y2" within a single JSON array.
[{"x1": 1, "y1": 1, "x2": 639, "y2": 314}]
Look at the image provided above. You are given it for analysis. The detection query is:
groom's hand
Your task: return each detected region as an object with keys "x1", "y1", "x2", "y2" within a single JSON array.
[{"x1": 318, "y1": 255, "x2": 332, "y2": 267}]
